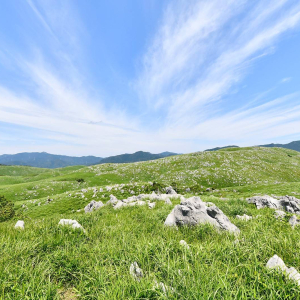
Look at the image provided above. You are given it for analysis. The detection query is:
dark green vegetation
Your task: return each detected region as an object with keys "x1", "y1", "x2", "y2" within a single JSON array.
[
  {"x1": 0, "y1": 195, "x2": 15, "y2": 222},
  {"x1": 1, "y1": 147, "x2": 300, "y2": 299}
]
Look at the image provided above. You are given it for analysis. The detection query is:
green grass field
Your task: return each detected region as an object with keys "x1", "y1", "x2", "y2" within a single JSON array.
[{"x1": 1, "y1": 147, "x2": 300, "y2": 299}]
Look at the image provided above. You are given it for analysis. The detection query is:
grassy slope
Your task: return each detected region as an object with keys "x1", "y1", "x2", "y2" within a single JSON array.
[{"x1": 1, "y1": 147, "x2": 300, "y2": 299}]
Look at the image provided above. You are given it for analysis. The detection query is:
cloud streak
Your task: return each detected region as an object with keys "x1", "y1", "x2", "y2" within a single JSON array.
[{"x1": 1, "y1": 0, "x2": 300, "y2": 155}]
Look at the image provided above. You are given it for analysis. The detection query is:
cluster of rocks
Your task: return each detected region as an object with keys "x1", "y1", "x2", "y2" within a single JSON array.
[
  {"x1": 247, "y1": 195, "x2": 300, "y2": 214},
  {"x1": 83, "y1": 188, "x2": 182, "y2": 213},
  {"x1": 164, "y1": 196, "x2": 240, "y2": 234},
  {"x1": 248, "y1": 195, "x2": 300, "y2": 227},
  {"x1": 267, "y1": 255, "x2": 300, "y2": 286}
]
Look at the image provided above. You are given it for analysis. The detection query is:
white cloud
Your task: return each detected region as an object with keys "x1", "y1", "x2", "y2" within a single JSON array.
[
  {"x1": 134, "y1": 0, "x2": 300, "y2": 149},
  {"x1": 1, "y1": 0, "x2": 300, "y2": 156}
]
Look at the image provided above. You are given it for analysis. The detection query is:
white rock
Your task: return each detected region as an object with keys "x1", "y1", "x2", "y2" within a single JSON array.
[
  {"x1": 130, "y1": 262, "x2": 143, "y2": 281},
  {"x1": 236, "y1": 214, "x2": 252, "y2": 221},
  {"x1": 113, "y1": 201, "x2": 127, "y2": 210},
  {"x1": 266, "y1": 255, "x2": 300, "y2": 286},
  {"x1": 274, "y1": 210, "x2": 286, "y2": 219},
  {"x1": 58, "y1": 219, "x2": 84, "y2": 231},
  {"x1": 266, "y1": 255, "x2": 286, "y2": 271},
  {"x1": 14, "y1": 220, "x2": 25, "y2": 230},
  {"x1": 179, "y1": 240, "x2": 189, "y2": 249},
  {"x1": 165, "y1": 198, "x2": 172, "y2": 205},
  {"x1": 148, "y1": 202, "x2": 156, "y2": 209}
]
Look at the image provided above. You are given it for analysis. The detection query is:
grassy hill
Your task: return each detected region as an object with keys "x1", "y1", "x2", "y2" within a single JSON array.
[{"x1": 1, "y1": 147, "x2": 300, "y2": 299}]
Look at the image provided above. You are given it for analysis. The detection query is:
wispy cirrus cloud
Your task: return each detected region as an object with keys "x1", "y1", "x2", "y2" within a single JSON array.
[
  {"x1": 1, "y1": 0, "x2": 300, "y2": 156},
  {"x1": 136, "y1": 0, "x2": 300, "y2": 138}
]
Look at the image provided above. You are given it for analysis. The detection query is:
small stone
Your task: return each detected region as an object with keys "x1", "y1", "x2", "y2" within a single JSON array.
[
  {"x1": 14, "y1": 220, "x2": 25, "y2": 230},
  {"x1": 274, "y1": 210, "x2": 286, "y2": 219},
  {"x1": 236, "y1": 214, "x2": 252, "y2": 221},
  {"x1": 266, "y1": 255, "x2": 286, "y2": 271},
  {"x1": 165, "y1": 198, "x2": 172, "y2": 205},
  {"x1": 179, "y1": 240, "x2": 189, "y2": 249},
  {"x1": 130, "y1": 262, "x2": 143, "y2": 281},
  {"x1": 148, "y1": 202, "x2": 156, "y2": 209},
  {"x1": 58, "y1": 219, "x2": 84, "y2": 231}
]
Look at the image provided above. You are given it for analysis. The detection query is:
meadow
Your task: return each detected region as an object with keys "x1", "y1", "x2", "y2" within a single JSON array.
[{"x1": 1, "y1": 147, "x2": 300, "y2": 299}]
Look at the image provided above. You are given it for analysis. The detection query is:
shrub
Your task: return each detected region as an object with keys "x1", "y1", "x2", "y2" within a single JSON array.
[
  {"x1": 0, "y1": 195, "x2": 15, "y2": 222},
  {"x1": 76, "y1": 178, "x2": 85, "y2": 183}
]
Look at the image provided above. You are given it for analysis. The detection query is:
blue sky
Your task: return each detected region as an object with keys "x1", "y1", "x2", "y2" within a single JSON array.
[{"x1": 1, "y1": 0, "x2": 300, "y2": 156}]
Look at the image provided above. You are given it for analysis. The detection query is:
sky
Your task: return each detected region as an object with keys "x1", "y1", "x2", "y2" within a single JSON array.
[{"x1": 0, "y1": 0, "x2": 300, "y2": 157}]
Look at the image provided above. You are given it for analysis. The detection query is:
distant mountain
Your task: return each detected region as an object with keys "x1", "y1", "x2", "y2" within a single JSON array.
[
  {"x1": 0, "y1": 151, "x2": 178, "y2": 168},
  {"x1": 205, "y1": 145, "x2": 239, "y2": 151},
  {"x1": 0, "y1": 152, "x2": 102, "y2": 169},
  {"x1": 99, "y1": 151, "x2": 177, "y2": 164},
  {"x1": 259, "y1": 141, "x2": 300, "y2": 152},
  {"x1": 204, "y1": 140, "x2": 300, "y2": 153}
]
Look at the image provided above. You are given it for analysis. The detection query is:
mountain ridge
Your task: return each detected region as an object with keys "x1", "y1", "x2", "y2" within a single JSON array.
[
  {"x1": 0, "y1": 151, "x2": 177, "y2": 169},
  {"x1": 205, "y1": 140, "x2": 300, "y2": 152}
]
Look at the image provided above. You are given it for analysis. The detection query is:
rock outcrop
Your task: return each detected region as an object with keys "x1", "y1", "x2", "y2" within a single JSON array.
[
  {"x1": 164, "y1": 196, "x2": 239, "y2": 234},
  {"x1": 84, "y1": 200, "x2": 104, "y2": 213},
  {"x1": 247, "y1": 195, "x2": 300, "y2": 214}
]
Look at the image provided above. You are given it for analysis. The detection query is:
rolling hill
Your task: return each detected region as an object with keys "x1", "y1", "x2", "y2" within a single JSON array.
[{"x1": 1, "y1": 146, "x2": 300, "y2": 298}]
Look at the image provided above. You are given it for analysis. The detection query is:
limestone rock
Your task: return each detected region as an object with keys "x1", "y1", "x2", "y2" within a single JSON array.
[
  {"x1": 58, "y1": 219, "x2": 84, "y2": 231},
  {"x1": 130, "y1": 262, "x2": 143, "y2": 281},
  {"x1": 248, "y1": 195, "x2": 300, "y2": 214},
  {"x1": 266, "y1": 255, "x2": 300, "y2": 286},
  {"x1": 165, "y1": 198, "x2": 172, "y2": 205},
  {"x1": 289, "y1": 215, "x2": 300, "y2": 228},
  {"x1": 106, "y1": 195, "x2": 119, "y2": 206},
  {"x1": 14, "y1": 220, "x2": 25, "y2": 230},
  {"x1": 179, "y1": 240, "x2": 189, "y2": 249},
  {"x1": 166, "y1": 187, "x2": 177, "y2": 195},
  {"x1": 236, "y1": 214, "x2": 252, "y2": 221},
  {"x1": 274, "y1": 210, "x2": 286, "y2": 219},
  {"x1": 266, "y1": 255, "x2": 286, "y2": 271},
  {"x1": 113, "y1": 201, "x2": 127, "y2": 210},
  {"x1": 164, "y1": 196, "x2": 239, "y2": 234},
  {"x1": 84, "y1": 200, "x2": 104, "y2": 213},
  {"x1": 148, "y1": 202, "x2": 156, "y2": 209}
]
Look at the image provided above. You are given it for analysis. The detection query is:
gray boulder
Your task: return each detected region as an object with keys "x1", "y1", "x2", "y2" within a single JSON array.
[
  {"x1": 164, "y1": 196, "x2": 239, "y2": 234},
  {"x1": 84, "y1": 200, "x2": 104, "y2": 213}
]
